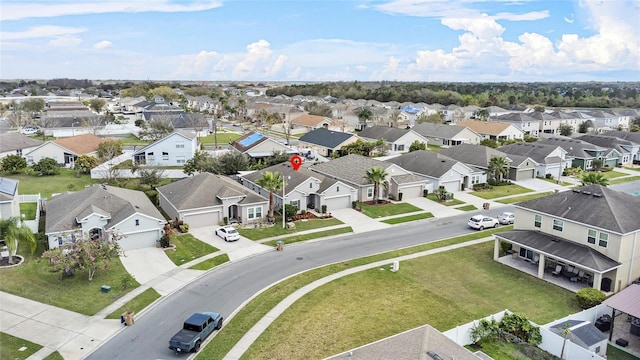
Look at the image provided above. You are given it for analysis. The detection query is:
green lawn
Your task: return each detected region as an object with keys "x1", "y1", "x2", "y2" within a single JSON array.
[
  {"x1": 623, "y1": 166, "x2": 640, "y2": 172},
  {"x1": 471, "y1": 184, "x2": 533, "y2": 199},
  {"x1": 426, "y1": 193, "x2": 466, "y2": 206},
  {"x1": 106, "y1": 288, "x2": 161, "y2": 319},
  {"x1": 381, "y1": 213, "x2": 434, "y2": 224},
  {"x1": 610, "y1": 176, "x2": 640, "y2": 185},
  {"x1": 597, "y1": 170, "x2": 627, "y2": 179},
  {"x1": 189, "y1": 254, "x2": 230, "y2": 270},
  {"x1": 607, "y1": 344, "x2": 640, "y2": 360},
  {"x1": 43, "y1": 351, "x2": 64, "y2": 360},
  {"x1": 19, "y1": 202, "x2": 37, "y2": 220},
  {"x1": 164, "y1": 233, "x2": 219, "y2": 265},
  {"x1": 539, "y1": 177, "x2": 572, "y2": 186},
  {"x1": 116, "y1": 134, "x2": 151, "y2": 146},
  {"x1": 455, "y1": 204, "x2": 478, "y2": 211},
  {"x1": 0, "y1": 242, "x2": 140, "y2": 315},
  {"x1": 241, "y1": 240, "x2": 579, "y2": 360},
  {"x1": 0, "y1": 332, "x2": 42, "y2": 360},
  {"x1": 238, "y1": 218, "x2": 344, "y2": 240},
  {"x1": 359, "y1": 202, "x2": 422, "y2": 218},
  {"x1": 261, "y1": 227, "x2": 353, "y2": 246},
  {"x1": 496, "y1": 191, "x2": 555, "y2": 204},
  {"x1": 6, "y1": 168, "x2": 101, "y2": 199},
  {"x1": 199, "y1": 133, "x2": 242, "y2": 145}
]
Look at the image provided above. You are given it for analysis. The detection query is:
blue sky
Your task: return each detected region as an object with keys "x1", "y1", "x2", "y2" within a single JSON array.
[{"x1": 1, "y1": 0, "x2": 639, "y2": 82}]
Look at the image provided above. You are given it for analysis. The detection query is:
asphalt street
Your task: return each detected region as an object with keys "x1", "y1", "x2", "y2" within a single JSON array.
[{"x1": 86, "y1": 208, "x2": 510, "y2": 360}]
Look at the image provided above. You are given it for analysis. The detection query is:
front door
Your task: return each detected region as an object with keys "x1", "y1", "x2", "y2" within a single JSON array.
[{"x1": 228, "y1": 205, "x2": 238, "y2": 221}]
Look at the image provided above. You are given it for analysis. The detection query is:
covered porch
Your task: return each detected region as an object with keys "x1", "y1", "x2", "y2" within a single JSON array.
[{"x1": 603, "y1": 284, "x2": 640, "y2": 357}]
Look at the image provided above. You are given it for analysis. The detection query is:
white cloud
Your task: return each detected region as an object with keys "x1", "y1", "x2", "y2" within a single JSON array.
[
  {"x1": 374, "y1": 0, "x2": 548, "y2": 21},
  {"x1": 93, "y1": 40, "x2": 112, "y2": 49},
  {"x1": 232, "y1": 39, "x2": 274, "y2": 78},
  {"x1": 49, "y1": 36, "x2": 82, "y2": 47},
  {"x1": 0, "y1": 25, "x2": 85, "y2": 40},
  {"x1": 356, "y1": 65, "x2": 367, "y2": 72},
  {"x1": 1, "y1": 0, "x2": 223, "y2": 21},
  {"x1": 441, "y1": 16, "x2": 505, "y2": 38},
  {"x1": 563, "y1": 13, "x2": 574, "y2": 23},
  {"x1": 175, "y1": 50, "x2": 222, "y2": 77},
  {"x1": 265, "y1": 55, "x2": 287, "y2": 77}
]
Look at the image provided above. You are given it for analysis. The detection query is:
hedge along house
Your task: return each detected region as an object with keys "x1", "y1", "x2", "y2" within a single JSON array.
[
  {"x1": 157, "y1": 172, "x2": 268, "y2": 228},
  {"x1": 45, "y1": 184, "x2": 166, "y2": 251}
]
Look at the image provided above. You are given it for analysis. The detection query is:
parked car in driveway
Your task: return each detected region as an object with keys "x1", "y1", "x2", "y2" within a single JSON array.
[
  {"x1": 215, "y1": 226, "x2": 240, "y2": 242},
  {"x1": 468, "y1": 215, "x2": 499, "y2": 230},
  {"x1": 497, "y1": 212, "x2": 515, "y2": 224}
]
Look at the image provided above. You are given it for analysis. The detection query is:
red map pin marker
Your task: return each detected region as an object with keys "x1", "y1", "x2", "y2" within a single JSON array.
[{"x1": 290, "y1": 155, "x2": 303, "y2": 171}]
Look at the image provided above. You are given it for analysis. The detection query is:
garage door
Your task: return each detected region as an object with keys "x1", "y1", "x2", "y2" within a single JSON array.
[
  {"x1": 184, "y1": 211, "x2": 221, "y2": 229},
  {"x1": 398, "y1": 185, "x2": 422, "y2": 199},
  {"x1": 516, "y1": 169, "x2": 535, "y2": 181},
  {"x1": 440, "y1": 180, "x2": 461, "y2": 193},
  {"x1": 121, "y1": 229, "x2": 160, "y2": 251},
  {"x1": 324, "y1": 195, "x2": 351, "y2": 211}
]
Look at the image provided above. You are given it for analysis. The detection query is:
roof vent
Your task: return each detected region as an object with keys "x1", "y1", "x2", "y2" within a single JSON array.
[{"x1": 592, "y1": 193, "x2": 602, "y2": 197}]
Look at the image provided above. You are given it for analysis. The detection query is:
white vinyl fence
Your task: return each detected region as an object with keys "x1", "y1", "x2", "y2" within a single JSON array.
[{"x1": 18, "y1": 194, "x2": 41, "y2": 233}]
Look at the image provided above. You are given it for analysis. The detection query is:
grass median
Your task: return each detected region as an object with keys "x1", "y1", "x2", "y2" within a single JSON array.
[
  {"x1": 381, "y1": 213, "x2": 434, "y2": 224},
  {"x1": 165, "y1": 233, "x2": 219, "y2": 266},
  {"x1": 261, "y1": 227, "x2": 353, "y2": 247},
  {"x1": 106, "y1": 288, "x2": 161, "y2": 319},
  {"x1": 0, "y1": 332, "x2": 42, "y2": 360}
]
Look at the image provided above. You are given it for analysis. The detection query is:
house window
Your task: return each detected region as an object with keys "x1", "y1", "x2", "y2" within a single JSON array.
[
  {"x1": 147, "y1": 152, "x2": 155, "y2": 160},
  {"x1": 310, "y1": 183, "x2": 313, "y2": 189},
  {"x1": 534, "y1": 214, "x2": 542, "y2": 228},
  {"x1": 248, "y1": 208, "x2": 255, "y2": 219},
  {"x1": 176, "y1": 142, "x2": 185, "y2": 149},
  {"x1": 176, "y1": 156, "x2": 186, "y2": 164},
  {"x1": 471, "y1": 175, "x2": 480, "y2": 185},
  {"x1": 396, "y1": 144, "x2": 405, "y2": 151},
  {"x1": 367, "y1": 188, "x2": 373, "y2": 198},
  {"x1": 17, "y1": 149, "x2": 22, "y2": 156},
  {"x1": 587, "y1": 229, "x2": 596, "y2": 244},
  {"x1": 289, "y1": 200, "x2": 300, "y2": 210},
  {"x1": 135, "y1": 219, "x2": 139, "y2": 226},
  {"x1": 27, "y1": 156, "x2": 33, "y2": 163},
  {"x1": 519, "y1": 247, "x2": 534, "y2": 260},
  {"x1": 256, "y1": 207, "x2": 262, "y2": 218},
  {"x1": 553, "y1": 219, "x2": 563, "y2": 232},
  {"x1": 162, "y1": 152, "x2": 169, "y2": 160},
  {"x1": 599, "y1": 232, "x2": 609, "y2": 248},
  {"x1": 336, "y1": 186, "x2": 340, "y2": 192}
]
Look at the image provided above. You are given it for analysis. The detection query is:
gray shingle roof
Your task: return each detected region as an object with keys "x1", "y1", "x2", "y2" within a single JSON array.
[
  {"x1": 438, "y1": 144, "x2": 509, "y2": 169},
  {"x1": 411, "y1": 123, "x2": 468, "y2": 138},
  {"x1": 498, "y1": 142, "x2": 559, "y2": 163},
  {"x1": 515, "y1": 185, "x2": 640, "y2": 234},
  {"x1": 575, "y1": 134, "x2": 637, "y2": 154},
  {"x1": 0, "y1": 133, "x2": 44, "y2": 153},
  {"x1": 386, "y1": 150, "x2": 461, "y2": 178},
  {"x1": 45, "y1": 185, "x2": 164, "y2": 234},
  {"x1": 357, "y1": 126, "x2": 410, "y2": 142},
  {"x1": 537, "y1": 137, "x2": 607, "y2": 158},
  {"x1": 310, "y1": 154, "x2": 392, "y2": 186},
  {"x1": 242, "y1": 162, "x2": 326, "y2": 195},
  {"x1": 603, "y1": 130, "x2": 640, "y2": 144},
  {"x1": 495, "y1": 230, "x2": 620, "y2": 272},
  {"x1": 492, "y1": 112, "x2": 538, "y2": 123},
  {"x1": 298, "y1": 128, "x2": 357, "y2": 149},
  {"x1": 157, "y1": 173, "x2": 267, "y2": 210}
]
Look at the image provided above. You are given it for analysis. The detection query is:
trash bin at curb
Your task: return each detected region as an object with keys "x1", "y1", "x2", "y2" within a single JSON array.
[
  {"x1": 276, "y1": 240, "x2": 284, "y2": 251},
  {"x1": 483, "y1": 202, "x2": 490, "y2": 210},
  {"x1": 122, "y1": 311, "x2": 135, "y2": 326}
]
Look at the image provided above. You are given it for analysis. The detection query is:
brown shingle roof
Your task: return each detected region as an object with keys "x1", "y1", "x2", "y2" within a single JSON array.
[
  {"x1": 456, "y1": 120, "x2": 512, "y2": 135},
  {"x1": 291, "y1": 114, "x2": 331, "y2": 127},
  {"x1": 53, "y1": 134, "x2": 105, "y2": 155}
]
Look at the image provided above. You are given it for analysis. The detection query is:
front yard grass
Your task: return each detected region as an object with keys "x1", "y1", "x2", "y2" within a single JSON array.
[
  {"x1": 609, "y1": 175, "x2": 640, "y2": 185},
  {"x1": 240, "y1": 240, "x2": 579, "y2": 360},
  {"x1": 359, "y1": 202, "x2": 421, "y2": 218},
  {"x1": 238, "y1": 218, "x2": 344, "y2": 240},
  {"x1": 471, "y1": 184, "x2": 533, "y2": 199},
  {"x1": 0, "y1": 332, "x2": 42, "y2": 360},
  {"x1": 454, "y1": 204, "x2": 478, "y2": 211},
  {"x1": 189, "y1": 254, "x2": 230, "y2": 270},
  {"x1": 106, "y1": 288, "x2": 161, "y2": 319},
  {"x1": 165, "y1": 233, "x2": 219, "y2": 265},
  {"x1": 19, "y1": 202, "x2": 37, "y2": 220},
  {"x1": 381, "y1": 213, "x2": 434, "y2": 224},
  {"x1": 496, "y1": 191, "x2": 555, "y2": 204},
  {"x1": 426, "y1": 193, "x2": 466, "y2": 206},
  {"x1": 199, "y1": 133, "x2": 242, "y2": 145},
  {"x1": 596, "y1": 170, "x2": 627, "y2": 179},
  {"x1": 261, "y1": 227, "x2": 353, "y2": 246},
  {"x1": 539, "y1": 177, "x2": 572, "y2": 186},
  {"x1": 623, "y1": 166, "x2": 640, "y2": 172}
]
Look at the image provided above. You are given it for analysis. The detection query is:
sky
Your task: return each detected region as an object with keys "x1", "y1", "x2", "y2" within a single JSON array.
[{"x1": 1, "y1": 0, "x2": 639, "y2": 82}]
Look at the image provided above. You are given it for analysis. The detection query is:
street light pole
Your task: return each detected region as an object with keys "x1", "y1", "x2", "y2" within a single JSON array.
[{"x1": 282, "y1": 176, "x2": 286, "y2": 229}]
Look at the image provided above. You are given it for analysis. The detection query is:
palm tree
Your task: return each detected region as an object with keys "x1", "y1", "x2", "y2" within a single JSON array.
[
  {"x1": 355, "y1": 107, "x2": 373, "y2": 130},
  {"x1": 0, "y1": 217, "x2": 36, "y2": 264},
  {"x1": 488, "y1": 156, "x2": 510, "y2": 182},
  {"x1": 580, "y1": 172, "x2": 609, "y2": 186},
  {"x1": 474, "y1": 108, "x2": 489, "y2": 121},
  {"x1": 257, "y1": 171, "x2": 284, "y2": 221},
  {"x1": 364, "y1": 167, "x2": 389, "y2": 204}
]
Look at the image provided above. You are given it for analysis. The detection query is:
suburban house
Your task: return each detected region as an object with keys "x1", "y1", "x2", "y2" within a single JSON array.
[
  {"x1": 157, "y1": 172, "x2": 268, "y2": 228},
  {"x1": 143, "y1": 112, "x2": 209, "y2": 131},
  {"x1": 24, "y1": 133, "x2": 105, "y2": 167},
  {"x1": 385, "y1": 150, "x2": 481, "y2": 192},
  {"x1": 538, "y1": 138, "x2": 620, "y2": 170},
  {"x1": 411, "y1": 123, "x2": 481, "y2": 147},
  {"x1": 529, "y1": 112, "x2": 564, "y2": 135},
  {"x1": 583, "y1": 110, "x2": 628, "y2": 132},
  {"x1": 438, "y1": 144, "x2": 536, "y2": 181},
  {"x1": 494, "y1": 185, "x2": 640, "y2": 294},
  {"x1": 603, "y1": 130, "x2": 640, "y2": 163},
  {"x1": 498, "y1": 142, "x2": 572, "y2": 179},
  {"x1": 290, "y1": 114, "x2": 337, "y2": 133},
  {"x1": 41, "y1": 101, "x2": 104, "y2": 129},
  {"x1": 44, "y1": 184, "x2": 166, "y2": 251},
  {"x1": 490, "y1": 112, "x2": 541, "y2": 137},
  {"x1": 230, "y1": 132, "x2": 298, "y2": 160},
  {"x1": 310, "y1": 154, "x2": 431, "y2": 202},
  {"x1": 297, "y1": 128, "x2": 360, "y2": 158},
  {"x1": 240, "y1": 162, "x2": 358, "y2": 213},
  {"x1": 133, "y1": 130, "x2": 198, "y2": 166},
  {"x1": 0, "y1": 133, "x2": 43, "y2": 159},
  {"x1": 0, "y1": 177, "x2": 20, "y2": 219},
  {"x1": 576, "y1": 134, "x2": 638, "y2": 166},
  {"x1": 456, "y1": 120, "x2": 524, "y2": 141},
  {"x1": 548, "y1": 320, "x2": 608, "y2": 357},
  {"x1": 357, "y1": 126, "x2": 429, "y2": 153}
]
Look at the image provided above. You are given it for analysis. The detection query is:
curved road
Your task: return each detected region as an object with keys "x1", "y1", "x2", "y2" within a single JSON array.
[{"x1": 87, "y1": 209, "x2": 511, "y2": 360}]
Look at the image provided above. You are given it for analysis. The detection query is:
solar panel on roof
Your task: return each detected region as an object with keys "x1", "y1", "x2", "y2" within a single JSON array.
[
  {"x1": 0, "y1": 178, "x2": 18, "y2": 196},
  {"x1": 238, "y1": 133, "x2": 265, "y2": 147}
]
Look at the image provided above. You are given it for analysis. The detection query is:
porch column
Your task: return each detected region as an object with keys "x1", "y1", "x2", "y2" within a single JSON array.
[
  {"x1": 493, "y1": 239, "x2": 500, "y2": 260},
  {"x1": 593, "y1": 272, "x2": 602, "y2": 290},
  {"x1": 537, "y1": 254, "x2": 546, "y2": 279}
]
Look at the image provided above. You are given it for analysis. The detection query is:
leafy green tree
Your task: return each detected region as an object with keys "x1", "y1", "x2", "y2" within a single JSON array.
[
  {"x1": 21, "y1": 98, "x2": 45, "y2": 120},
  {"x1": 74, "y1": 154, "x2": 99, "y2": 174},
  {"x1": 1, "y1": 154, "x2": 27, "y2": 174},
  {"x1": 488, "y1": 156, "x2": 510, "y2": 182},
  {"x1": 578, "y1": 121, "x2": 590, "y2": 133},
  {"x1": 340, "y1": 139, "x2": 385, "y2": 157},
  {"x1": 364, "y1": 167, "x2": 389, "y2": 203},
  {"x1": 97, "y1": 139, "x2": 123, "y2": 160},
  {"x1": 32, "y1": 157, "x2": 60, "y2": 175},
  {"x1": 257, "y1": 171, "x2": 284, "y2": 220},
  {"x1": 139, "y1": 121, "x2": 173, "y2": 141},
  {"x1": 409, "y1": 140, "x2": 427, "y2": 152},
  {"x1": 558, "y1": 123, "x2": 573, "y2": 136},
  {"x1": 480, "y1": 139, "x2": 498, "y2": 148},
  {"x1": 434, "y1": 186, "x2": 449, "y2": 202},
  {"x1": 183, "y1": 151, "x2": 218, "y2": 175},
  {"x1": 580, "y1": 172, "x2": 609, "y2": 186},
  {"x1": 149, "y1": 85, "x2": 178, "y2": 102},
  {"x1": 88, "y1": 98, "x2": 106, "y2": 113},
  {"x1": 139, "y1": 168, "x2": 165, "y2": 188},
  {"x1": 473, "y1": 109, "x2": 489, "y2": 121},
  {"x1": 216, "y1": 152, "x2": 248, "y2": 175},
  {"x1": 0, "y1": 217, "x2": 36, "y2": 264},
  {"x1": 304, "y1": 102, "x2": 333, "y2": 117},
  {"x1": 591, "y1": 158, "x2": 603, "y2": 171}
]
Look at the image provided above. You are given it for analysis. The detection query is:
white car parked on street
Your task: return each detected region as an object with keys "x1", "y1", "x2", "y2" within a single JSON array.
[
  {"x1": 497, "y1": 212, "x2": 515, "y2": 225},
  {"x1": 468, "y1": 215, "x2": 499, "y2": 230}
]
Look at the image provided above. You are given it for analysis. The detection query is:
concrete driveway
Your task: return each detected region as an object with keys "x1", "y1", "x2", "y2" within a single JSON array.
[
  {"x1": 512, "y1": 178, "x2": 563, "y2": 192},
  {"x1": 189, "y1": 226, "x2": 272, "y2": 261},
  {"x1": 119, "y1": 247, "x2": 177, "y2": 285},
  {"x1": 330, "y1": 208, "x2": 391, "y2": 233}
]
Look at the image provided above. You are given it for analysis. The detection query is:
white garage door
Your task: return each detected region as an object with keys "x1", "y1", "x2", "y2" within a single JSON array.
[
  {"x1": 441, "y1": 180, "x2": 461, "y2": 193},
  {"x1": 121, "y1": 230, "x2": 160, "y2": 251},
  {"x1": 184, "y1": 211, "x2": 221, "y2": 229},
  {"x1": 516, "y1": 169, "x2": 535, "y2": 180},
  {"x1": 324, "y1": 195, "x2": 351, "y2": 211},
  {"x1": 398, "y1": 185, "x2": 422, "y2": 199}
]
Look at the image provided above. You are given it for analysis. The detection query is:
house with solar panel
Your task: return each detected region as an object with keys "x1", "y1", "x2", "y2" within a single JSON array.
[
  {"x1": 133, "y1": 130, "x2": 199, "y2": 166},
  {"x1": 230, "y1": 131, "x2": 298, "y2": 160},
  {"x1": 0, "y1": 177, "x2": 20, "y2": 219}
]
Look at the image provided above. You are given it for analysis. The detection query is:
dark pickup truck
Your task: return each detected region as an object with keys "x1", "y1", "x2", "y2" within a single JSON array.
[{"x1": 168, "y1": 312, "x2": 223, "y2": 353}]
